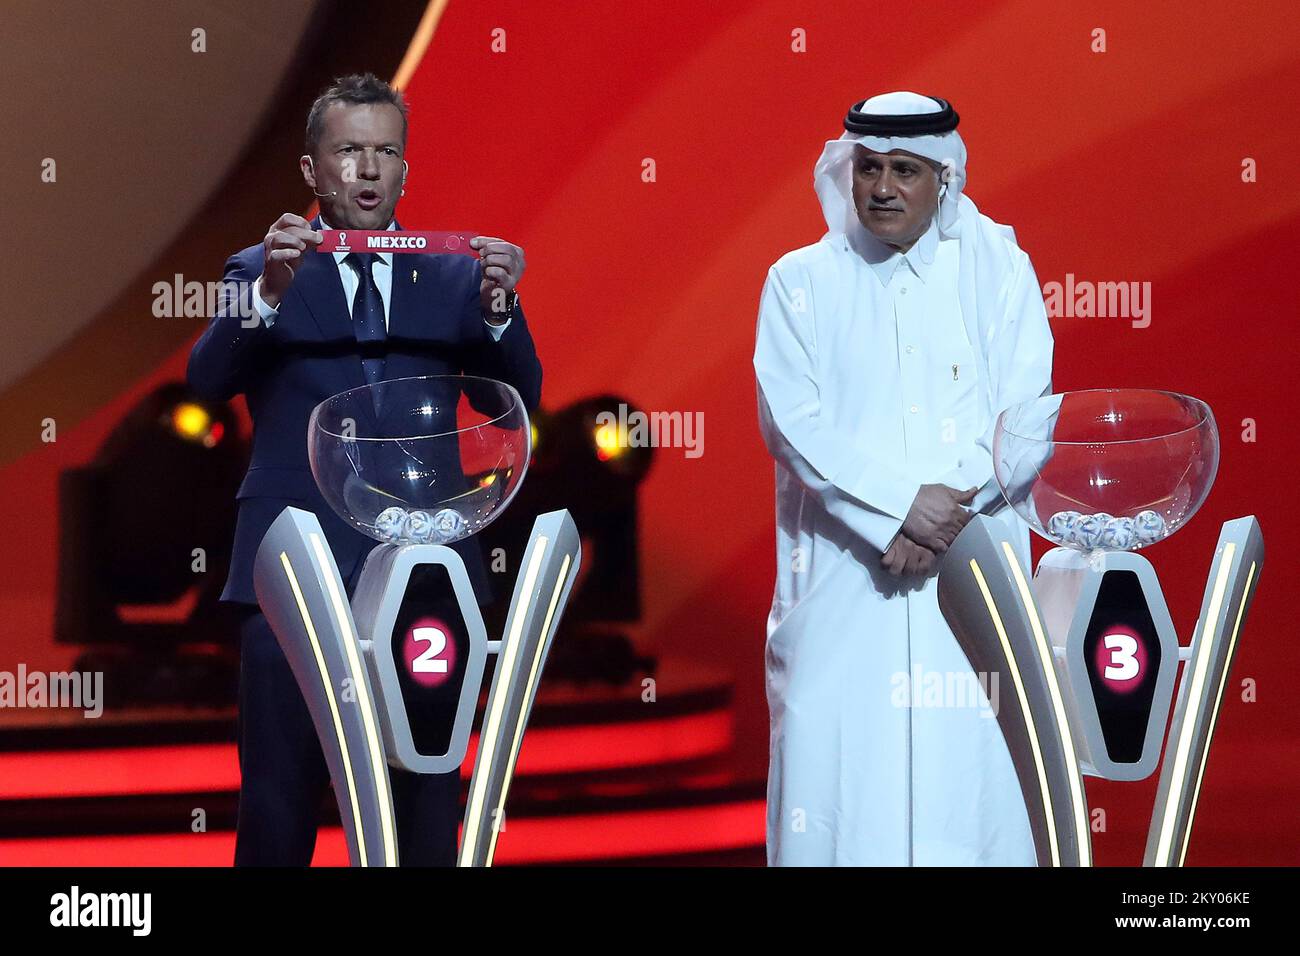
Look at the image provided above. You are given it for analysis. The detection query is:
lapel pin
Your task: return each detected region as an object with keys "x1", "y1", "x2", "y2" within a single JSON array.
[{"x1": 412, "y1": 269, "x2": 418, "y2": 284}]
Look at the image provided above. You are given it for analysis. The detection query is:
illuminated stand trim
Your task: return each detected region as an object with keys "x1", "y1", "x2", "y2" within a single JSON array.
[
  {"x1": 938, "y1": 517, "x2": 1091, "y2": 867},
  {"x1": 938, "y1": 514, "x2": 1263, "y2": 867},
  {"x1": 253, "y1": 506, "x2": 581, "y2": 867},
  {"x1": 459, "y1": 510, "x2": 581, "y2": 867},
  {"x1": 253, "y1": 508, "x2": 398, "y2": 867},
  {"x1": 1145, "y1": 517, "x2": 1262, "y2": 867}
]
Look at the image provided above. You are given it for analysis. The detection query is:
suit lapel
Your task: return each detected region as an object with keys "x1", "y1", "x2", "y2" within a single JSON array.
[{"x1": 293, "y1": 215, "x2": 366, "y2": 395}]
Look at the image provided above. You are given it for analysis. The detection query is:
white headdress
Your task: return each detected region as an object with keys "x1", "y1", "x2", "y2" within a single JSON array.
[{"x1": 813, "y1": 91, "x2": 968, "y2": 241}]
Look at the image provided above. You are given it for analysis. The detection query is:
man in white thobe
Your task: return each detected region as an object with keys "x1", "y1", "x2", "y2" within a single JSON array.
[{"x1": 754, "y1": 92, "x2": 1054, "y2": 866}]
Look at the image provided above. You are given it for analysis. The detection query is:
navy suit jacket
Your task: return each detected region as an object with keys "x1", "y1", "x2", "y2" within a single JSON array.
[{"x1": 187, "y1": 218, "x2": 542, "y2": 606}]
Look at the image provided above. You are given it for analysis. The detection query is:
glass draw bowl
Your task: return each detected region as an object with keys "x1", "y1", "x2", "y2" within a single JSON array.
[
  {"x1": 308, "y1": 374, "x2": 530, "y2": 546},
  {"x1": 992, "y1": 388, "x2": 1218, "y2": 551}
]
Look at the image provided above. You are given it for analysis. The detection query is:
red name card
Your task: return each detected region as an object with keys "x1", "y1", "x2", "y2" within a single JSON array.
[{"x1": 316, "y1": 230, "x2": 479, "y2": 255}]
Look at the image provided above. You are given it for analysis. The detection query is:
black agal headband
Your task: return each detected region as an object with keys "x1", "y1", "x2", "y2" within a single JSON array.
[{"x1": 844, "y1": 96, "x2": 960, "y2": 136}]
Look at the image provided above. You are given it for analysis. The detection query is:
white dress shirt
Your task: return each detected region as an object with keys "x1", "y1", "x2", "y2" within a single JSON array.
[
  {"x1": 856, "y1": 219, "x2": 983, "y2": 503},
  {"x1": 251, "y1": 217, "x2": 510, "y2": 340}
]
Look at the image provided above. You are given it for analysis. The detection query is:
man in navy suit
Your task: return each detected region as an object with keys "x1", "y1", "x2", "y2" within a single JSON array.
[{"x1": 187, "y1": 73, "x2": 541, "y2": 866}]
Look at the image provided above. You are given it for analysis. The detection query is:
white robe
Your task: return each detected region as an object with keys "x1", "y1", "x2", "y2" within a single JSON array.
[{"x1": 754, "y1": 200, "x2": 1054, "y2": 866}]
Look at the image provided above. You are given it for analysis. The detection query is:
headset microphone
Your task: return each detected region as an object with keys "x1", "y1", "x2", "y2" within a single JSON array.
[
  {"x1": 305, "y1": 156, "x2": 407, "y2": 198},
  {"x1": 306, "y1": 156, "x2": 337, "y2": 198}
]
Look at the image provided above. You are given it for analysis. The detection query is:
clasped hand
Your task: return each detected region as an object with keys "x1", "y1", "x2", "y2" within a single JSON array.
[{"x1": 880, "y1": 483, "x2": 978, "y2": 577}]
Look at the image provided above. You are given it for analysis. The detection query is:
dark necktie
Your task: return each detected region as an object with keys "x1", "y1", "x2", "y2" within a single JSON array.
[{"x1": 347, "y1": 252, "x2": 386, "y2": 385}]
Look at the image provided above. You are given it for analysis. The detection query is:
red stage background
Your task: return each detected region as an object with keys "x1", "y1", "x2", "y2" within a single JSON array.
[{"x1": 1, "y1": 0, "x2": 1297, "y2": 864}]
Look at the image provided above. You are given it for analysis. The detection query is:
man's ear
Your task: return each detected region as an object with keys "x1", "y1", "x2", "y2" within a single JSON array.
[
  {"x1": 933, "y1": 163, "x2": 949, "y2": 199},
  {"x1": 300, "y1": 154, "x2": 317, "y2": 188}
]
